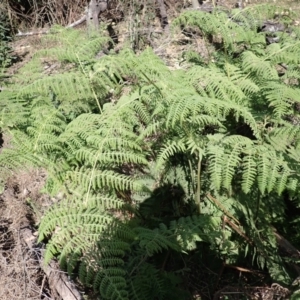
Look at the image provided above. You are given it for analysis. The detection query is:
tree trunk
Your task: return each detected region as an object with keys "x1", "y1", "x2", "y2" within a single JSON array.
[
  {"x1": 191, "y1": 0, "x2": 200, "y2": 9},
  {"x1": 156, "y1": 0, "x2": 169, "y2": 32},
  {"x1": 87, "y1": 0, "x2": 108, "y2": 31}
]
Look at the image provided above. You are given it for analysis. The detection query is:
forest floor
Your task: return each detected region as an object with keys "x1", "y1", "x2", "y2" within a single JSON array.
[
  {"x1": 1, "y1": 1, "x2": 300, "y2": 299},
  {"x1": 0, "y1": 167, "x2": 54, "y2": 299}
]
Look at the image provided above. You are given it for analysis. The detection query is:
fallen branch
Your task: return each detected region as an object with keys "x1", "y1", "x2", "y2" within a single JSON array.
[
  {"x1": 225, "y1": 264, "x2": 263, "y2": 273},
  {"x1": 41, "y1": 252, "x2": 84, "y2": 300},
  {"x1": 15, "y1": 29, "x2": 50, "y2": 37},
  {"x1": 273, "y1": 229, "x2": 300, "y2": 275},
  {"x1": 66, "y1": 15, "x2": 87, "y2": 28},
  {"x1": 273, "y1": 229, "x2": 300, "y2": 258},
  {"x1": 20, "y1": 225, "x2": 83, "y2": 300},
  {"x1": 15, "y1": 14, "x2": 87, "y2": 37}
]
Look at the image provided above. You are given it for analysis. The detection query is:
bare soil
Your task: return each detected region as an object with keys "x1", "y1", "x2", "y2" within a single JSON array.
[{"x1": 0, "y1": 168, "x2": 53, "y2": 299}]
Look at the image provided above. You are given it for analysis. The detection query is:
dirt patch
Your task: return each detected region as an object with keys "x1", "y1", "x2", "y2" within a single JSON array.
[
  {"x1": 0, "y1": 168, "x2": 85, "y2": 299},
  {"x1": 0, "y1": 169, "x2": 53, "y2": 299}
]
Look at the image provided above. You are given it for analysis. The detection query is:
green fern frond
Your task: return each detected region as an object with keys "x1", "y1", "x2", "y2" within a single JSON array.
[
  {"x1": 37, "y1": 26, "x2": 111, "y2": 62},
  {"x1": 207, "y1": 144, "x2": 224, "y2": 191},
  {"x1": 222, "y1": 142, "x2": 243, "y2": 190},
  {"x1": 38, "y1": 202, "x2": 114, "y2": 263},
  {"x1": 135, "y1": 227, "x2": 179, "y2": 256},
  {"x1": 76, "y1": 149, "x2": 147, "y2": 166},
  {"x1": 263, "y1": 82, "x2": 300, "y2": 118},
  {"x1": 267, "y1": 160, "x2": 279, "y2": 193},
  {"x1": 186, "y1": 65, "x2": 246, "y2": 103},
  {"x1": 266, "y1": 125, "x2": 300, "y2": 152},
  {"x1": 97, "y1": 272, "x2": 128, "y2": 300},
  {"x1": 241, "y1": 51, "x2": 278, "y2": 80},
  {"x1": 139, "y1": 121, "x2": 163, "y2": 140},
  {"x1": 85, "y1": 195, "x2": 125, "y2": 210},
  {"x1": 156, "y1": 139, "x2": 187, "y2": 170},
  {"x1": 19, "y1": 72, "x2": 96, "y2": 104},
  {"x1": 68, "y1": 168, "x2": 147, "y2": 192},
  {"x1": 276, "y1": 163, "x2": 290, "y2": 195},
  {"x1": 268, "y1": 39, "x2": 300, "y2": 65},
  {"x1": 165, "y1": 92, "x2": 198, "y2": 128},
  {"x1": 79, "y1": 233, "x2": 130, "y2": 299},
  {"x1": 128, "y1": 263, "x2": 165, "y2": 300},
  {"x1": 241, "y1": 149, "x2": 257, "y2": 194},
  {"x1": 225, "y1": 63, "x2": 260, "y2": 95},
  {"x1": 230, "y1": 4, "x2": 283, "y2": 30},
  {"x1": 170, "y1": 215, "x2": 221, "y2": 251},
  {"x1": 174, "y1": 10, "x2": 249, "y2": 52},
  {"x1": 257, "y1": 150, "x2": 271, "y2": 195},
  {"x1": 286, "y1": 178, "x2": 298, "y2": 194},
  {"x1": 221, "y1": 135, "x2": 253, "y2": 147},
  {"x1": 132, "y1": 100, "x2": 151, "y2": 125}
]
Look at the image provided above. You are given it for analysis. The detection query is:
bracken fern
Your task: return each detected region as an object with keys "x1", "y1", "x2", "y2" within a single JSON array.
[{"x1": 1, "y1": 6, "x2": 300, "y2": 298}]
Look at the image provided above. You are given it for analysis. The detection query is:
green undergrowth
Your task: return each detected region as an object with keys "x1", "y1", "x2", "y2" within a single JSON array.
[
  {"x1": 0, "y1": 8, "x2": 13, "y2": 73},
  {"x1": 1, "y1": 4, "x2": 300, "y2": 299}
]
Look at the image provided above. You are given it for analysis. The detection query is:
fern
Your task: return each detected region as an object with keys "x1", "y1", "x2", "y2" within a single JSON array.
[{"x1": 2, "y1": 8, "x2": 300, "y2": 297}]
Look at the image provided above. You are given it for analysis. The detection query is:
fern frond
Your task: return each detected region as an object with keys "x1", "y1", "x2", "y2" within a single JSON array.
[
  {"x1": 170, "y1": 215, "x2": 221, "y2": 251},
  {"x1": 128, "y1": 263, "x2": 165, "y2": 300},
  {"x1": 222, "y1": 142, "x2": 243, "y2": 190},
  {"x1": 230, "y1": 4, "x2": 283, "y2": 30},
  {"x1": 68, "y1": 168, "x2": 147, "y2": 192},
  {"x1": 186, "y1": 65, "x2": 246, "y2": 103},
  {"x1": 207, "y1": 145, "x2": 224, "y2": 191},
  {"x1": 174, "y1": 10, "x2": 251, "y2": 52},
  {"x1": 77, "y1": 149, "x2": 147, "y2": 166},
  {"x1": 38, "y1": 201, "x2": 114, "y2": 263},
  {"x1": 241, "y1": 149, "x2": 257, "y2": 194},
  {"x1": 80, "y1": 234, "x2": 130, "y2": 300},
  {"x1": 257, "y1": 149, "x2": 271, "y2": 195},
  {"x1": 225, "y1": 63, "x2": 260, "y2": 96},
  {"x1": 156, "y1": 139, "x2": 187, "y2": 170},
  {"x1": 135, "y1": 226, "x2": 179, "y2": 256},
  {"x1": 38, "y1": 26, "x2": 111, "y2": 62},
  {"x1": 266, "y1": 124, "x2": 300, "y2": 152},
  {"x1": 241, "y1": 51, "x2": 278, "y2": 80},
  {"x1": 263, "y1": 82, "x2": 300, "y2": 118},
  {"x1": 276, "y1": 163, "x2": 290, "y2": 195},
  {"x1": 268, "y1": 39, "x2": 300, "y2": 65},
  {"x1": 19, "y1": 72, "x2": 96, "y2": 105},
  {"x1": 267, "y1": 160, "x2": 280, "y2": 194}
]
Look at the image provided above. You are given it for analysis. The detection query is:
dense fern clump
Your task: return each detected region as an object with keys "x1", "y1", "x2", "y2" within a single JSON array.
[
  {"x1": 1, "y1": 4, "x2": 300, "y2": 299},
  {"x1": 0, "y1": 8, "x2": 13, "y2": 69}
]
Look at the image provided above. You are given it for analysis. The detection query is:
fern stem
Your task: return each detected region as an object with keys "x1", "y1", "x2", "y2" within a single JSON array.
[
  {"x1": 76, "y1": 52, "x2": 102, "y2": 113},
  {"x1": 188, "y1": 159, "x2": 196, "y2": 194},
  {"x1": 265, "y1": 39, "x2": 300, "y2": 61},
  {"x1": 92, "y1": 87, "x2": 102, "y2": 113},
  {"x1": 85, "y1": 152, "x2": 100, "y2": 206},
  {"x1": 255, "y1": 194, "x2": 261, "y2": 222},
  {"x1": 195, "y1": 154, "x2": 201, "y2": 213},
  {"x1": 161, "y1": 250, "x2": 170, "y2": 270},
  {"x1": 129, "y1": 255, "x2": 148, "y2": 276}
]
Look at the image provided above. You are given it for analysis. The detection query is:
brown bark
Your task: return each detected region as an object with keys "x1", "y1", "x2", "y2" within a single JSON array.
[
  {"x1": 86, "y1": 0, "x2": 108, "y2": 31},
  {"x1": 273, "y1": 230, "x2": 300, "y2": 275}
]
